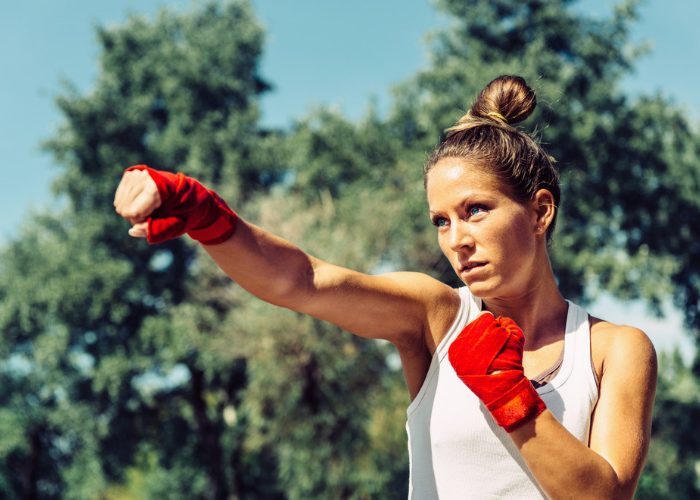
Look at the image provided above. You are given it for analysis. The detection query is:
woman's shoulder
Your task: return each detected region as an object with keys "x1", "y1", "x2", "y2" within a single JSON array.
[
  {"x1": 589, "y1": 316, "x2": 658, "y2": 385},
  {"x1": 589, "y1": 316, "x2": 656, "y2": 356},
  {"x1": 379, "y1": 271, "x2": 461, "y2": 308},
  {"x1": 376, "y1": 272, "x2": 462, "y2": 351}
]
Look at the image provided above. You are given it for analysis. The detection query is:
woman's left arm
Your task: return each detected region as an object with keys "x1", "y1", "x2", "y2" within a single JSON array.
[{"x1": 511, "y1": 325, "x2": 658, "y2": 499}]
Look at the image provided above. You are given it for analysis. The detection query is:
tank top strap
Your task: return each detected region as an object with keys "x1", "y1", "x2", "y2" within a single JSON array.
[
  {"x1": 571, "y1": 301, "x2": 599, "y2": 394},
  {"x1": 537, "y1": 301, "x2": 598, "y2": 400},
  {"x1": 407, "y1": 287, "x2": 480, "y2": 417},
  {"x1": 434, "y1": 286, "x2": 481, "y2": 361}
]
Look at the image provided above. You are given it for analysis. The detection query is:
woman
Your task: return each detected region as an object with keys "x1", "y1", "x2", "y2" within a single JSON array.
[{"x1": 114, "y1": 75, "x2": 657, "y2": 499}]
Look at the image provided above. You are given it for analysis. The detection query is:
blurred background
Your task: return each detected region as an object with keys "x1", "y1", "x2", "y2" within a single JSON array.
[{"x1": 1, "y1": 0, "x2": 699, "y2": 498}]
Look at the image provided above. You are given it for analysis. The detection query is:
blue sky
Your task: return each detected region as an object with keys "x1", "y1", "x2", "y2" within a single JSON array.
[{"x1": 1, "y1": 0, "x2": 697, "y2": 356}]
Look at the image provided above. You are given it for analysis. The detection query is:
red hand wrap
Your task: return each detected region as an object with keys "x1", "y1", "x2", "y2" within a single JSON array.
[
  {"x1": 448, "y1": 313, "x2": 546, "y2": 432},
  {"x1": 126, "y1": 165, "x2": 238, "y2": 245}
]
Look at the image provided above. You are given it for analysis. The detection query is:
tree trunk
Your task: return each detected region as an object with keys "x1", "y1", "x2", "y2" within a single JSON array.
[{"x1": 190, "y1": 365, "x2": 229, "y2": 500}]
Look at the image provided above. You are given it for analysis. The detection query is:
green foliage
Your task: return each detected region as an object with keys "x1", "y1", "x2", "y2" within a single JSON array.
[
  {"x1": 0, "y1": 1, "x2": 276, "y2": 497},
  {"x1": 387, "y1": 0, "x2": 696, "y2": 314},
  {"x1": 225, "y1": 190, "x2": 411, "y2": 497},
  {"x1": 1, "y1": 0, "x2": 699, "y2": 497}
]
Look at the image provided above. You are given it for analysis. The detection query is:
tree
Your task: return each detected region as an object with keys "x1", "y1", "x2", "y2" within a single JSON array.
[
  {"x1": 0, "y1": 1, "x2": 411, "y2": 497},
  {"x1": 381, "y1": 0, "x2": 700, "y2": 495},
  {"x1": 0, "y1": 1, "x2": 274, "y2": 497},
  {"x1": 399, "y1": 0, "x2": 700, "y2": 339},
  {"x1": 2, "y1": 0, "x2": 699, "y2": 497},
  {"x1": 384, "y1": 0, "x2": 700, "y2": 494}
]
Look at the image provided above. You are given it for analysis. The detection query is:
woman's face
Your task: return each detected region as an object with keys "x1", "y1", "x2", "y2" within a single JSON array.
[{"x1": 426, "y1": 157, "x2": 541, "y2": 299}]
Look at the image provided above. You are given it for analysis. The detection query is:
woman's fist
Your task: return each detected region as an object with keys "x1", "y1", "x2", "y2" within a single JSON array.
[
  {"x1": 448, "y1": 312, "x2": 547, "y2": 432},
  {"x1": 113, "y1": 167, "x2": 162, "y2": 238},
  {"x1": 113, "y1": 165, "x2": 237, "y2": 245}
]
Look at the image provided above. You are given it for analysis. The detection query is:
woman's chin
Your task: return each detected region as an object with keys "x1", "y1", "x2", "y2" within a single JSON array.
[
  {"x1": 463, "y1": 281, "x2": 495, "y2": 299},
  {"x1": 463, "y1": 273, "x2": 513, "y2": 300}
]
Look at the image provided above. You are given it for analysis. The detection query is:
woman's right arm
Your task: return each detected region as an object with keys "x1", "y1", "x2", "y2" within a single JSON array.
[
  {"x1": 202, "y1": 221, "x2": 458, "y2": 347},
  {"x1": 114, "y1": 167, "x2": 459, "y2": 353}
]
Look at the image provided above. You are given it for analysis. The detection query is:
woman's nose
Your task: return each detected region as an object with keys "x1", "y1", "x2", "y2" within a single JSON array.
[{"x1": 448, "y1": 219, "x2": 474, "y2": 251}]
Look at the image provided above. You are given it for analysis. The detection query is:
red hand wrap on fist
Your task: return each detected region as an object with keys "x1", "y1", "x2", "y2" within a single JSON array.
[
  {"x1": 126, "y1": 165, "x2": 237, "y2": 245},
  {"x1": 448, "y1": 312, "x2": 546, "y2": 432}
]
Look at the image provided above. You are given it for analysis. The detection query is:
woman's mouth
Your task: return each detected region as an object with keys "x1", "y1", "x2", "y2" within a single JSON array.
[{"x1": 459, "y1": 261, "x2": 487, "y2": 276}]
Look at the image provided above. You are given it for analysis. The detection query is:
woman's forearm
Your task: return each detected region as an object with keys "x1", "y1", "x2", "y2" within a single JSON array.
[
  {"x1": 202, "y1": 218, "x2": 318, "y2": 311},
  {"x1": 511, "y1": 411, "x2": 636, "y2": 500}
]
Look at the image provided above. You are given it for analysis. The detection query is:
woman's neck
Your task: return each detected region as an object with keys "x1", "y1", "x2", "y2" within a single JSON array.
[{"x1": 481, "y1": 261, "x2": 567, "y2": 349}]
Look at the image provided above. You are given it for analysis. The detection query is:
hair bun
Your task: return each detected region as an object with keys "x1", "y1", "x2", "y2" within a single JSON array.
[{"x1": 471, "y1": 75, "x2": 536, "y2": 126}]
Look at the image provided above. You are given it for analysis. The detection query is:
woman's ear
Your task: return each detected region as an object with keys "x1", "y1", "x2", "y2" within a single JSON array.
[{"x1": 531, "y1": 189, "x2": 556, "y2": 236}]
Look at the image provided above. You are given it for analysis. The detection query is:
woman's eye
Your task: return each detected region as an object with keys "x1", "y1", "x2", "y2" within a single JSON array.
[
  {"x1": 468, "y1": 205, "x2": 488, "y2": 217},
  {"x1": 432, "y1": 217, "x2": 448, "y2": 228}
]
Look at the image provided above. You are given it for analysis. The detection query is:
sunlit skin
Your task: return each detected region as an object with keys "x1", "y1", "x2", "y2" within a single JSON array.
[
  {"x1": 426, "y1": 157, "x2": 568, "y2": 361},
  {"x1": 428, "y1": 158, "x2": 538, "y2": 296}
]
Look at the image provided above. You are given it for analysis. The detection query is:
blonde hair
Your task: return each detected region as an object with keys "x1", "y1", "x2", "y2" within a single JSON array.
[{"x1": 425, "y1": 75, "x2": 560, "y2": 239}]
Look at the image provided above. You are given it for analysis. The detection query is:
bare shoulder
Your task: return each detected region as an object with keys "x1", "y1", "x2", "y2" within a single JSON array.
[
  {"x1": 377, "y1": 271, "x2": 460, "y2": 305},
  {"x1": 379, "y1": 271, "x2": 461, "y2": 352},
  {"x1": 589, "y1": 316, "x2": 658, "y2": 384}
]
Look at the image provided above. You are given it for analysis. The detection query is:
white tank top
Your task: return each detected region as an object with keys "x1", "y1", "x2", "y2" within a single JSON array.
[{"x1": 406, "y1": 287, "x2": 599, "y2": 499}]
